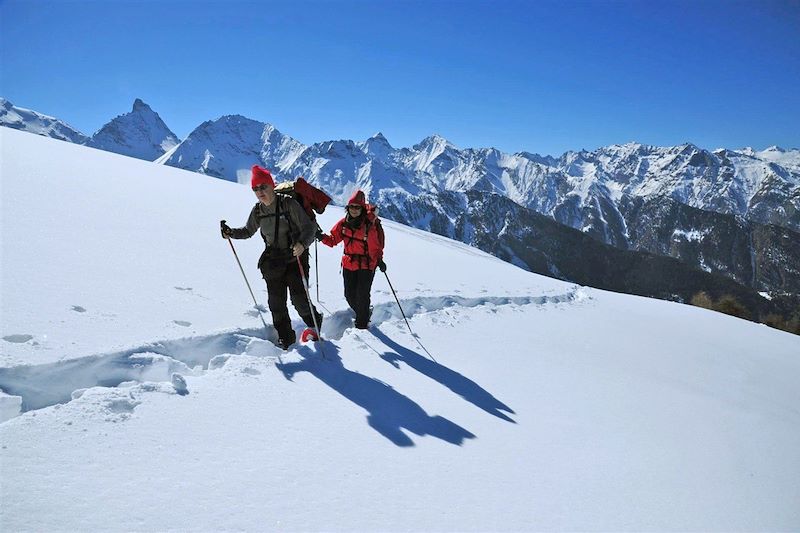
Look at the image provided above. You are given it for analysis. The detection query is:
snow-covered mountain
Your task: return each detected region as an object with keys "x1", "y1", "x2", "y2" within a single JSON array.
[
  {"x1": 3, "y1": 100, "x2": 797, "y2": 305},
  {"x1": 1, "y1": 97, "x2": 179, "y2": 162},
  {"x1": 554, "y1": 142, "x2": 800, "y2": 235},
  {"x1": 156, "y1": 114, "x2": 305, "y2": 183},
  {"x1": 159, "y1": 122, "x2": 800, "y2": 304},
  {"x1": 162, "y1": 123, "x2": 799, "y2": 234},
  {"x1": 0, "y1": 97, "x2": 88, "y2": 143},
  {"x1": 85, "y1": 98, "x2": 179, "y2": 161},
  {"x1": 2, "y1": 126, "x2": 799, "y2": 531}
]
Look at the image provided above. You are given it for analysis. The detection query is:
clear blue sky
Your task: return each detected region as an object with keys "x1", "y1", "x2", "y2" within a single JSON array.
[{"x1": 2, "y1": 0, "x2": 798, "y2": 156}]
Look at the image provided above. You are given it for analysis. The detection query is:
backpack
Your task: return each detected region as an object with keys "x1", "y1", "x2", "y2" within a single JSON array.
[
  {"x1": 365, "y1": 204, "x2": 385, "y2": 252},
  {"x1": 274, "y1": 177, "x2": 332, "y2": 221}
]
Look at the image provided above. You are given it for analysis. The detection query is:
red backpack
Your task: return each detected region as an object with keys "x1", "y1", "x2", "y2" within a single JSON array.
[
  {"x1": 365, "y1": 204, "x2": 385, "y2": 251},
  {"x1": 274, "y1": 177, "x2": 332, "y2": 220}
]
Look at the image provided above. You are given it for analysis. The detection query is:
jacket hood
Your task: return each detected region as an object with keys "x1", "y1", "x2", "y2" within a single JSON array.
[{"x1": 347, "y1": 190, "x2": 366, "y2": 207}]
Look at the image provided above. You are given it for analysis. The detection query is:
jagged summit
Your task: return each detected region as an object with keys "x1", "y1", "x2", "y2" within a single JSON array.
[
  {"x1": 208, "y1": 113, "x2": 254, "y2": 124},
  {"x1": 160, "y1": 113, "x2": 306, "y2": 183},
  {"x1": 368, "y1": 131, "x2": 389, "y2": 142},
  {"x1": 676, "y1": 142, "x2": 702, "y2": 153},
  {"x1": 415, "y1": 133, "x2": 454, "y2": 149},
  {"x1": 132, "y1": 98, "x2": 150, "y2": 112},
  {"x1": 361, "y1": 131, "x2": 394, "y2": 159},
  {"x1": 86, "y1": 99, "x2": 179, "y2": 161},
  {"x1": 189, "y1": 114, "x2": 266, "y2": 136}
]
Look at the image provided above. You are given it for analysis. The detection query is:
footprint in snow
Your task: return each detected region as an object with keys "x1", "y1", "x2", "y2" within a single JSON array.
[
  {"x1": 71, "y1": 306, "x2": 87, "y2": 313},
  {"x1": 106, "y1": 398, "x2": 139, "y2": 414},
  {"x1": 171, "y1": 373, "x2": 189, "y2": 396},
  {"x1": 173, "y1": 320, "x2": 192, "y2": 327},
  {"x1": 3, "y1": 334, "x2": 34, "y2": 343},
  {"x1": 174, "y1": 286, "x2": 209, "y2": 300},
  {"x1": 245, "y1": 305, "x2": 268, "y2": 317}
]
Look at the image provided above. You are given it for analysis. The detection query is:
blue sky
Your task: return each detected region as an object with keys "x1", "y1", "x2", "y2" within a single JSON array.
[{"x1": 1, "y1": 0, "x2": 798, "y2": 156}]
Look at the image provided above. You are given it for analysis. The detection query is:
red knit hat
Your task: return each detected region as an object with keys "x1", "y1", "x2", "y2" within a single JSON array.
[
  {"x1": 251, "y1": 165, "x2": 274, "y2": 189},
  {"x1": 347, "y1": 190, "x2": 366, "y2": 207}
]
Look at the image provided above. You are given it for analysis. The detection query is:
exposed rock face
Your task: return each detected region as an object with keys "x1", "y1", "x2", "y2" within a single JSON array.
[{"x1": 86, "y1": 99, "x2": 179, "y2": 161}]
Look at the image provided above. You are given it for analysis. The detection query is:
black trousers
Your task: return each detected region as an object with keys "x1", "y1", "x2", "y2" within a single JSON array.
[
  {"x1": 343, "y1": 268, "x2": 375, "y2": 328},
  {"x1": 260, "y1": 250, "x2": 321, "y2": 341}
]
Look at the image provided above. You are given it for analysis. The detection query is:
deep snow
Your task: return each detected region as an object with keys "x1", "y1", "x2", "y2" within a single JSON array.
[{"x1": 1, "y1": 128, "x2": 799, "y2": 531}]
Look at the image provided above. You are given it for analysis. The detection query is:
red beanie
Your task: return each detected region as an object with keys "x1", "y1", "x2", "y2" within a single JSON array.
[
  {"x1": 251, "y1": 165, "x2": 274, "y2": 188},
  {"x1": 347, "y1": 190, "x2": 366, "y2": 207}
]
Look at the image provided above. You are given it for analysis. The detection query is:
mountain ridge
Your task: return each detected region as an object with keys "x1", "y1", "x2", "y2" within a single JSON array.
[{"x1": 3, "y1": 98, "x2": 798, "y2": 318}]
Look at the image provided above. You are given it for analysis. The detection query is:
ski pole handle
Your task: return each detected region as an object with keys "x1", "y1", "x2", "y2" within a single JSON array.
[{"x1": 220, "y1": 219, "x2": 234, "y2": 239}]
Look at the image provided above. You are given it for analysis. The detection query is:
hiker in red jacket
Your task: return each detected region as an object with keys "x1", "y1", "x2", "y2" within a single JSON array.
[{"x1": 320, "y1": 190, "x2": 385, "y2": 329}]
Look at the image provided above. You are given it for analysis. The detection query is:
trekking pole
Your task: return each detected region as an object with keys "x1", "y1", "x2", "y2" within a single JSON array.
[
  {"x1": 295, "y1": 254, "x2": 327, "y2": 359},
  {"x1": 315, "y1": 240, "x2": 320, "y2": 302},
  {"x1": 221, "y1": 221, "x2": 271, "y2": 334},
  {"x1": 381, "y1": 270, "x2": 437, "y2": 363}
]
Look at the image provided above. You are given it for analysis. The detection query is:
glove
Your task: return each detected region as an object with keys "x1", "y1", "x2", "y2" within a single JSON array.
[
  {"x1": 220, "y1": 220, "x2": 233, "y2": 239},
  {"x1": 377, "y1": 259, "x2": 387, "y2": 272},
  {"x1": 315, "y1": 228, "x2": 325, "y2": 241}
]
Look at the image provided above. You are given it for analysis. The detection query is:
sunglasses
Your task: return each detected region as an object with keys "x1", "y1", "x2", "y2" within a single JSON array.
[
  {"x1": 347, "y1": 204, "x2": 363, "y2": 210},
  {"x1": 252, "y1": 184, "x2": 272, "y2": 192}
]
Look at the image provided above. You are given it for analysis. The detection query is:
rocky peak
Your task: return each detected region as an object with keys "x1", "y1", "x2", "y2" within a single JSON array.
[
  {"x1": 86, "y1": 99, "x2": 179, "y2": 161},
  {"x1": 132, "y1": 98, "x2": 150, "y2": 113}
]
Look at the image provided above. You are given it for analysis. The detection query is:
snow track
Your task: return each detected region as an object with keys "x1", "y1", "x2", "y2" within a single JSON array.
[
  {"x1": 0, "y1": 289, "x2": 584, "y2": 419},
  {"x1": 322, "y1": 287, "x2": 585, "y2": 340}
]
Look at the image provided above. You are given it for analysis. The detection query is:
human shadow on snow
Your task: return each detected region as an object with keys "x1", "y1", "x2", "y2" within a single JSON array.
[
  {"x1": 276, "y1": 343, "x2": 475, "y2": 447},
  {"x1": 369, "y1": 328, "x2": 516, "y2": 423}
]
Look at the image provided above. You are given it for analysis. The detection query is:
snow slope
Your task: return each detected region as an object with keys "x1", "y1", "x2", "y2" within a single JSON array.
[{"x1": 1, "y1": 127, "x2": 799, "y2": 531}]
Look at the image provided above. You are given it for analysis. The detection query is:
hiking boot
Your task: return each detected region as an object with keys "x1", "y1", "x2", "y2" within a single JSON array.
[
  {"x1": 279, "y1": 332, "x2": 296, "y2": 350},
  {"x1": 301, "y1": 311, "x2": 323, "y2": 331}
]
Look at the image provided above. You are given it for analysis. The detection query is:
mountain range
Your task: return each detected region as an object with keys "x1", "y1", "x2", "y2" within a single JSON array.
[
  {"x1": 1, "y1": 97, "x2": 178, "y2": 161},
  {"x1": 2, "y1": 97, "x2": 798, "y2": 324}
]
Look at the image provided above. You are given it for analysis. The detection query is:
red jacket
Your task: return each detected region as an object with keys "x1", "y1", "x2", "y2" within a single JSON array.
[{"x1": 322, "y1": 191, "x2": 385, "y2": 271}]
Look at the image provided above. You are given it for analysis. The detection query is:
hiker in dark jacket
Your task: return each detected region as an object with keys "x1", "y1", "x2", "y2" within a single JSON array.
[
  {"x1": 320, "y1": 190, "x2": 385, "y2": 329},
  {"x1": 221, "y1": 165, "x2": 322, "y2": 349}
]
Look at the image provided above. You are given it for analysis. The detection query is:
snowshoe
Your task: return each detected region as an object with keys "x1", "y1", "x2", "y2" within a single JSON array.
[{"x1": 301, "y1": 327, "x2": 319, "y2": 343}]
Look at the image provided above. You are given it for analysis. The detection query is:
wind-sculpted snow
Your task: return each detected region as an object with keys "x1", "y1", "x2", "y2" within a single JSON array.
[
  {"x1": 0, "y1": 331, "x2": 279, "y2": 415},
  {"x1": 0, "y1": 289, "x2": 582, "y2": 421}
]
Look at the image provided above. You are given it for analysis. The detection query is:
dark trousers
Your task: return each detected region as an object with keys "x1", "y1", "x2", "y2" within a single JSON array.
[
  {"x1": 261, "y1": 251, "x2": 321, "y2": 341},
  {"x1": 343, "y1": 268, "x2": 375, "y2": 328}
]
